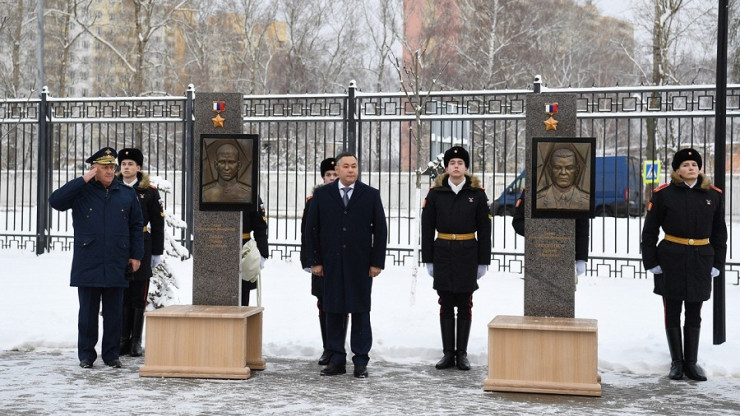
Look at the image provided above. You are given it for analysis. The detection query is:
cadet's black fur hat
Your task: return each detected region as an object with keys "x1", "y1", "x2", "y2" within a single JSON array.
[
  {"x1": 443, "y1": 146, "x2": 469, "y2": 168},
  {"x1": 320, "y1": 158, "x2": 336, "y2": 177},
  {"x1": 85, "y1": 147, "x2": 117, "y2": 165},
  {"x1": 118, "y1": 148, "x2": 144, "y2": 166},
  {"x1": 672, "y1": 148, "x2": 702, "y2": 170}
]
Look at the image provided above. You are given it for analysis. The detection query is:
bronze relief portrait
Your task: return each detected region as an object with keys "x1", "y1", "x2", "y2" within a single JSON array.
[
  {"x1": 531, "y1": 137, "x2": 595, "y2": 218},
  {"x1": 200, "y1": 134, "x2": 259, "y2": 211}
]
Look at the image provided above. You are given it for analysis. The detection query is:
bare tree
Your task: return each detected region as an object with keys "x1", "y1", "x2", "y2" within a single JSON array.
[
  {"x1": 73, "y1": 0, "x2": 189, "y2": 95},
  {"x1": 361, "y1": 0, "x2": 401, "y2": 92}
]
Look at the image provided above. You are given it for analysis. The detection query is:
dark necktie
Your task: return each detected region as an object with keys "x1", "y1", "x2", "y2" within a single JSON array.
[{"x1": 342, "y1": 187, "x2": 351, "y2": 206}]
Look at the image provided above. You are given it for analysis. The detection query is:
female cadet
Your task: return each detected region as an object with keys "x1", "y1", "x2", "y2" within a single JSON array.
[
  {"x1": 421, "y1": 146, "x2": 492, "y2": 371},
  {"x1": 116, "y1": 148, "x2": 165, "y2": 357},
  {"x1": 641, "y1": 148, "x2": 727, "y2": 381}
]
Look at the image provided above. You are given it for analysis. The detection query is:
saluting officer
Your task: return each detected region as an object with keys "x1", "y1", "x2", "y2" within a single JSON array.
[
  {"x1": 49, "y1": 147, "x2": 144, "y2": 369},
  {"x1": 421, "y1": 146, "x2": 492, "y2": 371},
  {"x1": 642, "y1": 148, "x2": 727, "y2": 381},
  {"x1": 241, "y1": 197, "x2": 269, "y2": 306},
  {"x1": 116, "y1": 148, "x2": 165, "y2": 357}
]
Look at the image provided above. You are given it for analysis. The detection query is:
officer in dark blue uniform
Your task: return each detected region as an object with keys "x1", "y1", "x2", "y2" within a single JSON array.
[
  {"x1": 642, "y1": 148, "x2": 727, "y2": 381},
  {"x1": 116, "y1": 148, "x2": 165, "y2": 357},
  {"x1": 49, "y1": 147, "x2": 144, "y2": 369}
]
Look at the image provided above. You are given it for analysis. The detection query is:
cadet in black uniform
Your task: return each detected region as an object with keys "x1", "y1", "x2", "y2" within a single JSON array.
[
  {"x1": 512, "y1": 188, "x2": 590, "y2": 275},
  {"x1": 241, "y1": 198, "x2": 269, "y2": 306},
  {"x1": 116, "y1": 148, "x2": 165, "y2": 357},
  {"x1": 300, "y1": 158, "x2": 344, "y2": 365},
  {"x1": 642, "y1": 148, "x2": 727, "y2": 381},
  {"x1": 421, "y1": 146, "x2": 492, "y2": 371}
]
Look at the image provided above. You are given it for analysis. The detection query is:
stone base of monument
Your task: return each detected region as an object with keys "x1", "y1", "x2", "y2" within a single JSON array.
[
  {"x1": 139, "y1": 305, "x2": 265, "y2": 379},
  {"x1": 483, "y1": 315, "x2": 601, "y2": 397}
]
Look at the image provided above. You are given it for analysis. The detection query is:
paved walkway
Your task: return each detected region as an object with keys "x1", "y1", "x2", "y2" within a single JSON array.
[{"x1": 1, "y1": 349, "x2": 739, "y2": 415}]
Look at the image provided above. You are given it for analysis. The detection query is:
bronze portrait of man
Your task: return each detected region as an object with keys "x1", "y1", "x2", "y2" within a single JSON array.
[
  {"x1": 202, "y1": 142, "x2": 252, "y2": 203},
  {"x1": 536, "y1": 145, "x2": 590, "y2": 210}
]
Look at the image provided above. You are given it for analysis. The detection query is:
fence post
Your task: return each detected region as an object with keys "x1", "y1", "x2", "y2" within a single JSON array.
[
  {"x1": 35, "y1": 86, "x2": 51, "y2": 254},
  {"x1": 346, "y1": 80, "x2": 357, "y2": 155},
  {"x1": 712, "y1": 0, "x2": 728, "y2": 345},
  {"x1": 183, "y1": 84, "x2": 195, "y2": 255}
]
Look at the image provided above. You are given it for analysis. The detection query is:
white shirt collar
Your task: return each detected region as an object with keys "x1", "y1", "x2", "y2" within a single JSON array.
[
  {"x1": 123, "y1": 178, "x2": 138, "y2": 188},
  {"x1": 448, "y1": 177, "x2": 465, "y2": 194}
]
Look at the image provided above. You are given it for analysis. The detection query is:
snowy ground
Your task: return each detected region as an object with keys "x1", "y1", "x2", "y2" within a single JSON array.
[{"x1": 1, "y1": 249, "x2": 739, "y2": 414}]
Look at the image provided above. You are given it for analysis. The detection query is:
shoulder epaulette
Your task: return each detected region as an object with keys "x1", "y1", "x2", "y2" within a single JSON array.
[
  {"x1": 306, "y1": 195, "x2": 313, "y2": 201},
  {"x1": 711, "y1": 185, "x2": 723, "y2": 194},
  {"x1": 479, "y1": 186, "x2": 486, "y2": 191},
  {"x1": 653, "y1": 183, "x2": 669, "y2": 193},
  {"x1": 149, "y1": 184, "x2": 157, "y2": 189},
  {"x1": 429, "y1": 185, "x2": 435, "y2": 190}
]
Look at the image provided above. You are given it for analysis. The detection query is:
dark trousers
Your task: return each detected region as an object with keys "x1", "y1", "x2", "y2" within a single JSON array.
[
  {"x1": 241, "y1": 280, "x2": 256, "y2": 306},
  {"x1": 123, "y1": 279, "x2": 150, "y2": 310},
  {"x1": 437, "y1": 291, "x2": 473, "y2": 320},
  {"x1": 77, "y1": 287, "x2": 124, "y2": 363},
  {"x1": 326, "y1": 311, "x2": 371, "y2": 366},
  {"x1": 664, "y1": 297, "x2": 702, "y2": 329}
]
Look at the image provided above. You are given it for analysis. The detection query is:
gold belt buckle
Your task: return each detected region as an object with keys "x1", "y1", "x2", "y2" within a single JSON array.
[
  {"x1": 451, "y1": 234, "x2": 457, "y2": 240},
  {"x1": 688, "y1": 238, "x2": 695, "y2": 245}
]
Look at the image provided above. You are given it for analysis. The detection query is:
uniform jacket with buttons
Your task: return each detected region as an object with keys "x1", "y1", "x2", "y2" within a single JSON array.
[
  {"x1": 49, "y1": 176, "x2": 144, "y2": 288},
  {"x1": 304, "y1": 180, "x2": 387, "y2": 313},
  {"x1": 116, "y1": 171, "x2": 165, "y2": 280},
  {"x1": 421, "y1": 173, "x2": 491, "y2": 293},
  {"x1": 641, "y1": 172, "x2": 727, "y2": 301}
]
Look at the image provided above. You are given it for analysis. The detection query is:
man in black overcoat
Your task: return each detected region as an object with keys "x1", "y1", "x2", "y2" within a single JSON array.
[{"x1": 304, "y1": 152, "x2": 387, "y2": 378}]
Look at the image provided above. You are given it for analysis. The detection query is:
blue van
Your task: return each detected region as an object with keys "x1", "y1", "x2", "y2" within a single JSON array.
[{"x1": 491, "y1": 156, "x2": 644, "y2": 217}]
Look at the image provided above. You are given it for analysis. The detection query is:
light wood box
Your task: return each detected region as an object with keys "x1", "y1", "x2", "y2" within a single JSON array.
[
  {"x1": 139, "y1": 305, "x2": 265, "y2": 379},
  {"x1": 483, "y1": 315, "x2": 601, "y2": 396}
]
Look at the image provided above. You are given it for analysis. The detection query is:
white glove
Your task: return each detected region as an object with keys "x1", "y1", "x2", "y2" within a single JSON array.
[
  {"x1": 151, "y1": 255, "x2": 162, "y2": 269},
  {"x1": 649, "y1": 265, "x2": 663, "y2": 274},
  {"x1": 260, "y1": 257, "x2": 266, "y2": 270},
  {"x1": 477, "y1": 265, "x2": 487, "y2": 279},
  {"x1": 426, "y1": 263, "x2": 434, "y2": 277},
  {"x1": 711, "y1": 267, "x2": 720, "y2": 278},
  {"x1": 575, "y1": 260, "x2": 586, "y2": 276}
]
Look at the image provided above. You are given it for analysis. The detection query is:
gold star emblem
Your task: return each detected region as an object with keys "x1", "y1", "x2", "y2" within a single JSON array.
[
  {"x1": 211, "y1": 113, "x2": 225, "y2": 128},
  {"x1": 544, "y1": 116, "x2": 558, "y2": 131}
]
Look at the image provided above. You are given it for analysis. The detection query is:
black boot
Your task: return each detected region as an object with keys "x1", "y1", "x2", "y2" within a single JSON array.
[
  {"x1": 456, "y1": 318, "x2": 472, "y2": 371},
  {"x1": 435, "y1": 318, "x2": 456, "y2": 369},
  {"x1": 130, "y1": 308, "x2": 145, "y2": 357},
  {"x1": 318, "y1": 314, "x2": 331, "y2": 365},
  {"x1": 119, "y1": 305, "x2": 132, "y2": 356},
  {"x1": 683, "y1": 326, "x2": 707, "y2": 381},
  {"x1": 665, "y1": 328, "x2": 683, "y2": 380}
]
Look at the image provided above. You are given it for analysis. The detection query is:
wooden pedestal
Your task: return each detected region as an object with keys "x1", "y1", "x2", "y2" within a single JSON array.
[
  {"x1": 483, "y1": 315, "x2": 601, "y2": 396},
  {"x1": 139, "y1": 305, "x2": 265, "y2": 379}
]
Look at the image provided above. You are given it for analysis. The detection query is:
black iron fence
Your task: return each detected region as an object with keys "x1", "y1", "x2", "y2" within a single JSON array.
[{"x1": 1, "y1": 83, "x2": 737, "y2": 282}]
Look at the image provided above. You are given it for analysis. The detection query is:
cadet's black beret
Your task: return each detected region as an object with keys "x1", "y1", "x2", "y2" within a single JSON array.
[
  {"x1": 320, "y1": 158, "x2": 336, "y2": 177},
  {"x1": 672, "y1": 148, "x2": 702, "y2": 170},
  {"x1": 118, "y1": 148, "x2": 144, "y2": 166},
  {"x1": 443, "y1": 146, "x2": 470, "y2": 168},
  {"x1": 85, "y1": 147, "x2": 117, "y2": 165}
]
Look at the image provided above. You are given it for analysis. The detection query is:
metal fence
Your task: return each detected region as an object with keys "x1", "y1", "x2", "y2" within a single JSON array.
[{"x1": 1, "y1": 83, "x2": 737, "y2": 282}]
